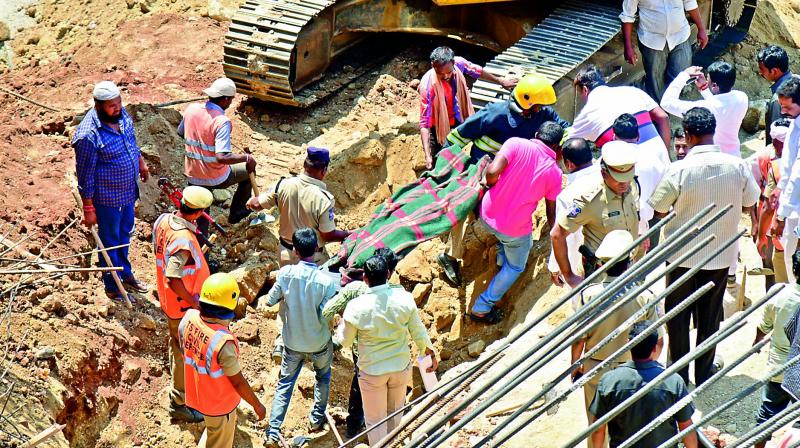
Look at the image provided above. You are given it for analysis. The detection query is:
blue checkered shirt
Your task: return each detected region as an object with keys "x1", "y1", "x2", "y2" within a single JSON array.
[{"x1": 72, "y1": 108, "x2": 141, "y2": 207}]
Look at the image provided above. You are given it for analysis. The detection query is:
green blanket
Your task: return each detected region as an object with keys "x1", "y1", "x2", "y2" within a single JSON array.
[{"x1": 333, "y1": 146, "x2": 489, "y2": 268}]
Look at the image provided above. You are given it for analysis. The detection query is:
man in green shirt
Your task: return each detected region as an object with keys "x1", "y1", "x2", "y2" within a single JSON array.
[
  {"x1": 335, "y1": 255, "x2": 438, "y2": 446},
  {"x1": 752, "y1": 247, "x2": 800, "y2": 448}
]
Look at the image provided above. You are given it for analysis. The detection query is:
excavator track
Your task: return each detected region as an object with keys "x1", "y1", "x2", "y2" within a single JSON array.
[
  {"x1": 470, "y1": 0, "x2": 622, "y2": 109},
  {"x1": 223, "y1": 0, "x2": 336, "y2": 107}
]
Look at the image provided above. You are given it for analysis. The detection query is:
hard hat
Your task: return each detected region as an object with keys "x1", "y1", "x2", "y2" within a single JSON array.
[
  {"x1": 601, "y1": 141, "x2": 637, "y2": 183},
  {"x1": 203, "y1": 77, "x2": 237, "y2": 98},
  {"x1": 182, "y1": 186, "x2": 213, "y2": 209},
  {"x1": 513, "y1": 74, "x2": 557, "y2": 109},
  {"x1": 199, "y1": 273, "x2": 240, "y2": 311},
  {"x1": 595, "y1": 230, "x2": 634, "y2": 260}
]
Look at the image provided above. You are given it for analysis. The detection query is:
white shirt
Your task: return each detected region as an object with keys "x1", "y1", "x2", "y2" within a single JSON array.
[
  {"x1": 649, "y1": 145, "x2": 760, "y2": 269},
  {"x1": 620, "y1": 0, "x2": 698, "y2": 51},
  {"x1": 635, "y1": 141, "x2": 669, "y2": 231},
  {"x1": 661, "y1": 71, "x2": 749, "y2": 157},
  {"x1": 548, "y1": 163, "x2": 602, "y2": 274},
  {"x1": 778, "y1": 119, "x2": 800, "y2": 219}
]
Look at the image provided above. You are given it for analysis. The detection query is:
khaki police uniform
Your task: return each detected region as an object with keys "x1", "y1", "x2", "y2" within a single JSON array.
[
  {"x1": 257, "y1": 173, "x2": 336, "y2": 266},
  {"x1": 578, "y1": 282, "x2": 661, "y2": 409},
  {"x1": 557, "y1": 178, "x2": 640, "y2": 255}
]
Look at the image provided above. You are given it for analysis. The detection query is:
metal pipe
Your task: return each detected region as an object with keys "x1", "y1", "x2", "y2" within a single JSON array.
[
  {"x1": 413, "y1": 206, "x2": 726, "y2": 447},
  {"x1": 732, "y1": 400, "x2": 800, "y2": 448},
  {"x1": 482, "y1": 279, "x2": 715, "y2": 448},
  {"x1": 479, "y1": 231, "x2": 726, "y2": 447},
  {"x1": 659, "y1": 353, "x2": 800, "y2": 448},
  {"x1": 338, "y1": 353, "x2": 501, "y2": 447},
  {"x1": 566, "y1": 317, "x2": 749, "y2": 448},
  {"x1": 618, "y1": 336, "x2": 773, "y2": 448}
]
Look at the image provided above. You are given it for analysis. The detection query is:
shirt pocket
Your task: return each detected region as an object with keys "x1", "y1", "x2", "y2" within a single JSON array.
[
  {"x1": 96, "y1": 140, "x2": 128, "y2": 163},
  {"x1": 601, "y1": 211, "x2": 626, "y2": 232}
]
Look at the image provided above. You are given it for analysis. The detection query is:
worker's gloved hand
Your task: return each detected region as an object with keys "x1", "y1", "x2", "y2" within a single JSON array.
[{"x1": 234, "y1": 296, "x2": 249, "y2": 320}]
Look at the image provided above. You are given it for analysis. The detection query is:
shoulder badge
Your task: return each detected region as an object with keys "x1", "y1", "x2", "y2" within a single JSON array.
[
  {"x1": 567, "y1": 203, "x2": 582, "y2": 218},
  {"x1": 328, "y1": 208, "x2": 335, "y2": 221}
]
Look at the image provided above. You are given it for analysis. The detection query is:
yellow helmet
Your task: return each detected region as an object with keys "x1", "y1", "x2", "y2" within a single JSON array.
[
  {"x1": 199, "y1": 273, "x2": 240, "y2": 310},
  {"x1": 513, "y1": 74, "x2": 557, "y2": 109},
  {"x1": 182, "y1": 186, "x2": 214, "y2": 209}
]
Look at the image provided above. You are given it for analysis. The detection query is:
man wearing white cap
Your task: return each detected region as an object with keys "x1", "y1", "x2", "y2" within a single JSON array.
[
  {"x1": 550, "y1": 140, "x2": 641, "y2": 288},
  {"x1": 749, "y1": 118, "x2": 793, "y2": 287},
  {"x1": 650, "y1": 107, "x2": 759, "y2": 386},
  {"x1": 153, "y1": 186, "x2": 215, "y2": 423},
  {"x1": 178, "y1": 77, "x2": 256, "y2": 226},
  {"x1": 73, "y1": 80, "x2": 151, "y2": 302},
  {"x1": 570, "y1": 230, "x2": 662, "y2": 448}
]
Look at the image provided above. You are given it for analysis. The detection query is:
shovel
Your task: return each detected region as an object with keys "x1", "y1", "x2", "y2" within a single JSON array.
[{"x1": 248, "y1": 172, "x2": 271, "y2": 227}]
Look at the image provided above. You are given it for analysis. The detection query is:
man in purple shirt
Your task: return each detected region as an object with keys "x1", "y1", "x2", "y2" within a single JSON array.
[
  {"x1": 468, "y1": 121, "x2": 564, "y2": 324},
  {"x1": 418, "y1": 46, "x2": 517, "y2": 169},
  {"x1": 73, "y1": 81, "x2": 150, "y2": 302}
]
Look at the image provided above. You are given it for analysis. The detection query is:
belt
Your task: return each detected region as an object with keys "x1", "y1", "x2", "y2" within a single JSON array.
[{"x1": 280, "y1": 239, "x2": 323, "y2": 253}]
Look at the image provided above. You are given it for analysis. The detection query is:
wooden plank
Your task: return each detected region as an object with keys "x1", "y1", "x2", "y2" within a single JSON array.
[{"x1": 23, "y1": 424, "x2": 66, "y2": 447}]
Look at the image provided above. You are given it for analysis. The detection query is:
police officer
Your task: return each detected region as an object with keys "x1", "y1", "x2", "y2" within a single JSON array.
[
  {"x1": 180, "y1": 273, "x2": 266, "y2": 448},
  {"x1": 247, "y1": 146, "x2": 350, "y2": 267},
  {"x1": 550, "y1": 140, "x2": 640, "y2": 288},
  {"x1": 153, "y1": 185, "x2": 214, "y2": 423},
  {"x1": 569, "y1": 230, "x2": 662, "y2": 448}
]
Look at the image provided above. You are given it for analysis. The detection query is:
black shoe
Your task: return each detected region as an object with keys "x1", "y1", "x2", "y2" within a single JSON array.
[
  {"x1": 169, "y1": 404, "x2": 204, "y2": 423},
  {"x1": 468, "y1": 308, "x2": 504, "y2": 325},
  {"x1": 437, "y1": 253, "x2": 462, "y2": 286},
  {"x1": 345, "y1": 423, "x2": 365, "y2": 439}
]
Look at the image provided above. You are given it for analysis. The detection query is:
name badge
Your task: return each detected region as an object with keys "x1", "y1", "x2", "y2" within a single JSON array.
[{"x1": 607, "y1": 211, "x2": 621, "y2": 218}]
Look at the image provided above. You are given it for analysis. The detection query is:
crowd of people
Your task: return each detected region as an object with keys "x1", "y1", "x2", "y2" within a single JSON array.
[{"x1": 69, "y1": 0, "x2": 800, "y2": 444}]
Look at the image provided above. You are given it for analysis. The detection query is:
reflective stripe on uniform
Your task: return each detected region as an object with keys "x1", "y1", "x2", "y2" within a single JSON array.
[
  {"x1": 473, "y1": 136, "x2": 502, "y2": 154},
  {"x1": 205, "y1": 330, "x2": 231, "y2": 372},
  {"x1": 184, "y1": 138, "x2": 216, "y2": 152},
  {"x1": 184, "y1": 355, "x2": 226, "y2": 378},
  {"x1": 185, "y1": 151, "x2": 219, "y2": 163},
  {"x1": 447, "y1": 128, "x2": 469, "y2": 147},
  {"x1": 187, "y1": 171, "x2": 230, "y2": 187}
]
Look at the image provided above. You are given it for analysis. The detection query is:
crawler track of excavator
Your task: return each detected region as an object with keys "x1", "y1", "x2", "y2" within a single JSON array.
[{"x1": 223, "y1": 0, "x2": 758, "y2": 109}]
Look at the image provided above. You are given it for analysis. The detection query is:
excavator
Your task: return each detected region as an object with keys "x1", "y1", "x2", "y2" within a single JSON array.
[{"x1": 222, "y1": 0, "x2": 757, "y2": 118}]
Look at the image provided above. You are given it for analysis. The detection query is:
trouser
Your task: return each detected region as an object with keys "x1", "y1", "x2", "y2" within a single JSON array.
[
  {"x1": 268, "y1": 342, "x2": 333, "y2": 439},
  {"x1": 346, "y1": 354, "x2": 365, "y2": 434},
  {"x1": 583, "y1": 358, "x2": 617, "y2": 448},
  {"x1": 664, "y1": 265, "x2": 728, "y2": 385},
  {"x1": 446, "y1": 214, "x2": 472, "y2": 261},
  {"x1": 95, "y1": 202, "x2": 135, "y2": 293},
  {"x1": 783, "y1": 217, "x2": 799, "y2": 284},
  {"x1": 359, "y1": 365, "x2": 412, "y2": 446},
  {"x1": 193, "y1": 163, "x2": 252, "y2": 232},
  {"x1": 198, "y1": 410, "x2": 237, "y2": 448},
  {"x1": 277, "y1": 241, "x2": 329, "y2": 267},
  {"x1": 756, "y1": 381, "x2": 794, "y2": 426},
  {"x1": 763, "y1": 239, "x2": 777, "y2": 292},
  {"x1": 774, "y1": 248, "x2": 789, "y2": 283},
  {"x1": 472, "y1": 220, "x2": 532, "y2": 314},
  {"x1": 638, "y1": 39, "x2": 692, "y2": 102},
  {"x1": 167, "y1": 317, "x2": 185, "y2": 406},
  {"x1": 648, "y1": 216, "x2": 662, "y2": 249}
]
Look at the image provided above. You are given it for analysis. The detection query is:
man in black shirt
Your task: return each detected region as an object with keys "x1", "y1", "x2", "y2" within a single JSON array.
[{"x1": 589, "y1": 321, "x2": 698, "y2": 448}]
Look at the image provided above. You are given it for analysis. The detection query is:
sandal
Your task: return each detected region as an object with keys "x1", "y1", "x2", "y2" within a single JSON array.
[
  {"x1": 105, "y1": 290, "x2": 137, "y2": 304},
  {"x1": 468, "y1": 308, "x2": 504, "y2": 325}
]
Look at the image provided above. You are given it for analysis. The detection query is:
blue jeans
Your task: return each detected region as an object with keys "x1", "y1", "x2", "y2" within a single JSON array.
[
  {"x1": 639, "y1": 38, "x2": 692, "y2": 102},
  {"x1": 756, "y1": 381, "x2": 794, "y2": 426},
  {"x1": 267, "y1": 342, "x2": 333, "y2": 439},
  {"x1": 95, "y1": 202, "x2": 135, "y2": 292},
  {"x1": 472, "y1": 220, "x2": 532, "y2": 314}
]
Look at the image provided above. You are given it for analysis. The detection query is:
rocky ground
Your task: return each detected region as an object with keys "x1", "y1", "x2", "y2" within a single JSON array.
[{"x1": 0, "y1": 0, "x2": 799, "y2": 447}]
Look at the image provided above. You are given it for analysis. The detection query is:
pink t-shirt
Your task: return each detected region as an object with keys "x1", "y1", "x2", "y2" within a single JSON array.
[{"x1": 480, "y1": 138, "x2": 562, "y2": 237}]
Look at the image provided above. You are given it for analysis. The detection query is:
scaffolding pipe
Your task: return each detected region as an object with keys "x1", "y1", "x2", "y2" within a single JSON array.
[
  {"x1": 411, "y1": 205, "x2": 728, "y2": 448},
  {"x1": 659, "y1": 353, "x2": 800, "y2": 448},
  {"x1": 619, "y1": 335, "x2": 773, "y2": 448}
]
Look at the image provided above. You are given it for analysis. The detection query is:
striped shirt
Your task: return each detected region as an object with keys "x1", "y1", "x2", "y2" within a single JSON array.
[
  {"x1": 73, "y1": 108, "x2": 141, "y2": 207},
  {"x1": 418, "y1": 56, "x2": 482, "y2": 129},
  {"x1": 648, "y1": 145, "x2": 759, "y2": 269}
]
